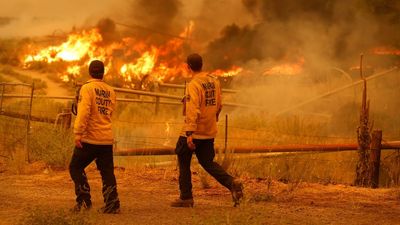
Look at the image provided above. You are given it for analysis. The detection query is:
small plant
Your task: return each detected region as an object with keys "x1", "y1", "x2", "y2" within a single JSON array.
[
  {"x1": 392, "y1": 188, "x2": 400, "y2": 201},
  {"x1": 199, "y1": 170, "x2": 211, "y2": 189},
  {"x1": 381, "y1": 150, "x2": 400, "y2": 187},
  {"x1": 8, "y1": 148, "x2": 27, "y2": 174},
  {"x1": 251, "y1": 193, "x2": 275, "y2": 203}
]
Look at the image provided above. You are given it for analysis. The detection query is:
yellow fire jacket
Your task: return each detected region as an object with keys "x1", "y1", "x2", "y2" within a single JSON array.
[
  {"x1": 182, "y1": 72, "x2": 222, "y2": 139},
  {"x1": 74, "y1": 79, "x2": 116, "y2": 145}
]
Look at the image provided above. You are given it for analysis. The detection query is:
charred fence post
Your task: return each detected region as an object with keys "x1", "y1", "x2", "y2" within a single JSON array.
[
  {"x1": 355, "y1": 54, "x2": 372, "y2": 187},
  {"x1": 370, "y1": 130, "x2": 382, "y2": 188}
]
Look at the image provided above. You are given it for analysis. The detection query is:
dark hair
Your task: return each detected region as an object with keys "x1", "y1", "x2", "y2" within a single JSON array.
[
  {"x1": 186, "y1": 53, "x2": 203, "y2": 72},
  {"x1": 89, "y1": 60, "x2": 104, "y2": 79}
]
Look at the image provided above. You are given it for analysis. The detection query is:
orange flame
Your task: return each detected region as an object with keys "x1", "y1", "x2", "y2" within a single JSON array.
[
  {"x1": 120, "y1": 47, "x2": 158, "y2": 82},
  {"x1": 67, "y1": 65, "x2": 81, "y2": 76},
  {"x1": 22, "y1": 21, "x2": 248, "y2": 87},
  {"x1": 263, "y1": 58, "x2": 305, "y2": 76},
  {"x1": 24, "y1": 29, "x2": 102, "y2": 64},
  {"x1": 213, "y1": 66, "x2": 243, "y2": 77},
  {"x1": 372, "y1": 46, "x2": 400, "y2": 55}
]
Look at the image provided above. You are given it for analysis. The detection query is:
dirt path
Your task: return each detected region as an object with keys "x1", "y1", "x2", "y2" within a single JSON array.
[
  {"x1": 0, "y1": 165, "x2": 399, "y2": 225},
  {"x1": 11, "y1": 68, "x2": 71, "y2": 96},
  {"x1": 1, "y1": 66, "x2": 71, "y2": 97}
]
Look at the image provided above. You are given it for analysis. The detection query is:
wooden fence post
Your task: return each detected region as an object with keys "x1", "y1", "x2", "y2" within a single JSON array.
[
  {"x1": 26, "y1": 82, "x2": 34, "y2": 163},
  {"x1": 0, "y1": 83, "x2": 4, "y2": 113},
  {"x1": 224, "y1": 114, "x2": 228, "y2": 153},
  {"x1": 61, "y1": 108, "x2": 72, "y2": 129},
  {"x1": 221, "y1": 114, "x2": 230, "y2": 170},
  {"x1": 155, "y1": 96, "x2": 160, "y2": 115},
  {"x1": 355, "y1": 54, "x2": 371, "y2": 187},
  {"x1": 370, "y1": 130, "x2": 382, "y2": 188}
]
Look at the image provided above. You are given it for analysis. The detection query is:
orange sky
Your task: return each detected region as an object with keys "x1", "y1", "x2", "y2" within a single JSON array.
[{"x1": 0, "y1": 0, "x2": 210, "y2": 38}]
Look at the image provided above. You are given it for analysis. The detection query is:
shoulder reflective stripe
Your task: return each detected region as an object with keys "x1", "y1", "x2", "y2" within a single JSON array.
[{"x1": 207, "y1": 73, "x2": 217, "y2": 79}]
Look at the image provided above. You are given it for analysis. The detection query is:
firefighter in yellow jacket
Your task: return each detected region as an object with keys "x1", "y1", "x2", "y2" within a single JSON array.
[
  {"x1": 171, "y1": 53, "x2": 243, "y2": 207},
  {"x1": 69, "y1": 60, "x2": 120, "y2": 213}
]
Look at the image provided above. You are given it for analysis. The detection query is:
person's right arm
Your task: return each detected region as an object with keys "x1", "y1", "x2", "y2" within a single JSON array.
[
  {"x1": 184, "y1": 82, "x2": 201, "y2": 133},
  {"x1": 215, "y1": 79, "x2": 222, "y2": 121}
]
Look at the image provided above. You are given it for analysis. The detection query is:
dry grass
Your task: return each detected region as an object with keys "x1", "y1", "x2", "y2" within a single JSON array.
[
  {"x1": 18, "y1": 208, "x2": 92, "y2": 225},
  {"x1": 29, "y1": 125, "x2": 74, "y2": 169},
  {"x1": 1, "y1": 166, "x2": 400, "y2": 225},
  {"x1": 0, "y1": 66, "x2": 47, "y2": 91}
]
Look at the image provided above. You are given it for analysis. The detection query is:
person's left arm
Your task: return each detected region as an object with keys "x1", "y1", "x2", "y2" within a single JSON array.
[
  {"x1": 185, "y1": 81, "x2": 201, "y2": 150},
  {"x1": 73, "y1": 85, "x2": 91, "y2": 148}
]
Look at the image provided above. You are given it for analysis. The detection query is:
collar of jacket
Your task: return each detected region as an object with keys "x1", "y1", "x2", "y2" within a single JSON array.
[
  {"x1": 192, "y1": 71, "x2": 208, "y2": 78},
  {"x1": 85, "y1": 78, "x2": 103, "y2": 84}
]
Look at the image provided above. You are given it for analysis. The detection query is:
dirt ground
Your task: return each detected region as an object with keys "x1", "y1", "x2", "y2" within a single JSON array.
[
  {"x1": 0, "y1": 163, "x2": 399, "y2": 225},
  {"x1": 1, "y1": 67, "x2": 71, "y2": 97}
]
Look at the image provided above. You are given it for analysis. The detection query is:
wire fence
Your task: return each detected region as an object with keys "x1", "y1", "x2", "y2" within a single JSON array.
[
  {"x1": 0, "y1": 83, "x2": 33, "y2": 160},
  {"x1": 1, "y1": 81, "x2": 400, "y2": 186},
  {"x1": 0, "y1": 89, "x2": 363, "y2": 159},
  {"x1": 2, "y1": 81, "x2": 400, "y2": 154}
]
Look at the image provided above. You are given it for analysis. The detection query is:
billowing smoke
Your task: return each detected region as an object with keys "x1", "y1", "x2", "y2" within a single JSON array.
[
  {"x1": 204, "y1": 0, "x2": 400, "y2": 73},
  {"x1": 128, "y1": 0, "x2": 183, "y2": 43},
  {"x1": 199, "y1": 0, "x2": 400, "y2": 137},
  {"x1": 0, "y1": 17, "x2": 16, "y2": 27},
  {"x1": 0, "y1": 0, "x2": 399, "y2": 136},
  {"x1": 204, "y1": 24, "x2": 264, "y2": 70},
  {"x1": 96, "y1": 18, "x2": 119, "y2": 45}
]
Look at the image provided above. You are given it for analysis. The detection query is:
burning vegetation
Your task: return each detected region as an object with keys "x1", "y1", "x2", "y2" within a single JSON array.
[
  {"x1": 21, "y1": 19, "x2": 245, "y2": 89},
  {"x1": 1, "y1": 0, "x2": 399, "y2": 90}
]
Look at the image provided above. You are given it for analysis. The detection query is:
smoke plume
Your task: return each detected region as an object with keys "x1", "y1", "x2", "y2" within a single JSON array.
[
  {"x1": 204, "y1": 0, "x2": 400, "y2": 73},
  {"x1": 128, "y1": 0, "x2": 183, "y2": 43}
]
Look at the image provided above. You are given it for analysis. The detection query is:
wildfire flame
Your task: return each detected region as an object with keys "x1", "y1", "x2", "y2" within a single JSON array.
[
  {"x1": 24, "y1": 29, "x2": 102, "y2": 64},
  {"x1": 120, "y1": 47, "x2": 158, "y2": 82},
  {"x1": 263, "y1": 58, "x2": 305, "y2": 76},
  {"x1": 213, "y1": 66, "x2": 243, "y2": 77},
  {"x1": 372, "y1": 46, "x2": 400, "y2": 56},
  {"x1": 22, "y1": 21, "x2": 246, "y2": 88}
]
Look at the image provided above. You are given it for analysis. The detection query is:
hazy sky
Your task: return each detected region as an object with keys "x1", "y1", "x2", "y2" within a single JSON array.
[
  {"x1": 0, "y1": 0, "x2": 123, "y2": 37},
  {"x1": 0, "y1": 0, "x2": 211, "y2": 37}
]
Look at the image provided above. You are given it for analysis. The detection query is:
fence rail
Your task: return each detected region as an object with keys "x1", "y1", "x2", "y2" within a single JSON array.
[
  {"x1": 159, "y1": 83, "x2": 239, "y2": 93},
  {"x1": 1, "y1": 90, "x2": 258, "y2": 108},
  {"x1": 113, "y1": 141, "x2": 400, "y2": 156}
]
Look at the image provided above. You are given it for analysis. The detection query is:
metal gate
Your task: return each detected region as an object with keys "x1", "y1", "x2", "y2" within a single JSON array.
[{"x1": 0, "y1": 82, "x2": 34, "y2": 161}]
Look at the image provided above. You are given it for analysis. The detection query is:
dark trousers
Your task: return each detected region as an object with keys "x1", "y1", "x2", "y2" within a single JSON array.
[
  {"x1": 69, "y1": 143, "x2": 120, "y2": 208},
  {"x1": 175, "y1": 136, "x2": 234, "y2": 200}
]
